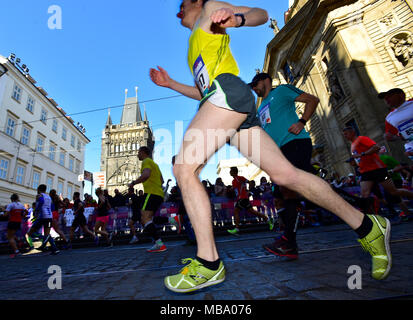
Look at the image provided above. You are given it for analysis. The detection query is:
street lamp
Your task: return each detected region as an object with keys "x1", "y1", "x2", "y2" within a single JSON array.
[{"x1": 0, "y1": 64, "x2": 8, "y2": 78}]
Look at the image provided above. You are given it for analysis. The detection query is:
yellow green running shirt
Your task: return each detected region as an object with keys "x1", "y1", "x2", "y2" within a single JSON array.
[{"x1": 188, "y1": 22, "x2": 239, "y2": 96}]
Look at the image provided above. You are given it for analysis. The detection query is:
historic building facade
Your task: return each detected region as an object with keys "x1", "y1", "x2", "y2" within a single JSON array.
[
  {"x1": 261, "y1": 0, "x2": 413, "y2": 176},
  {"x1": 0, "y1": 54, "x2": 90, "y2": 206},
  {"x1": 100, "y1": 88, "x2": 154, "y2": 195}
]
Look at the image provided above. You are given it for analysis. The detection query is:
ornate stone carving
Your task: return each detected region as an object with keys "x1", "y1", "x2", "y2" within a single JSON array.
[
  {"x1": 327, "y1": 72, "x2": 345, "y2": 105},
  {"x1": 389, "y1": 33, "x2": 413, "y2": 68}
]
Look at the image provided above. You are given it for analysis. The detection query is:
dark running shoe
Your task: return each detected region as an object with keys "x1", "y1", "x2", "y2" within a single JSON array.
[{"x1": 263, "y1": 236, "x2": 298, "y2": 260}]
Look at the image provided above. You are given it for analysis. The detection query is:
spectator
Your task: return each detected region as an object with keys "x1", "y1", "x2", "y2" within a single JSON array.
[
  {"x1": 103, "y1": 189, "x2": 114, "y2": 208},
  {"x1": 214, "y1": 178, "x2": 226, "y2": 197},
  {"x1": 127, "y1": 187, "x2": 143, "y2": 244},
  {"x1": 112, "y1": 189, "x2": 126, "y2": 208},
  {"x1": 249, "y1": 180, "x2": 265, "y2": 214}
]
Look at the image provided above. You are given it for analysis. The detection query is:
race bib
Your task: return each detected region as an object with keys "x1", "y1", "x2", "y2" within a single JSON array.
[
  {"x1": 352, "y1": 152, "x2": 361, "y2": 165},
  {"x1": 258, "y1": 103, "x2": 271, "y2": 127},
  {"x1": 63, "y1": 209, "x2": 74, "y2": 227},
  {"x1": 398, "y1": 118, "x2": 413, "y2": 141},
  {"x1": 193, "y1": 55, "x2": 210, "y2": 96}
]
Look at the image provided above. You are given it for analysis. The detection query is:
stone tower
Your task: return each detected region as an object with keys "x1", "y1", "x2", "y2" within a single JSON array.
[{"x1": 100, "y1": 87, "x2": 154, "y2": 195}]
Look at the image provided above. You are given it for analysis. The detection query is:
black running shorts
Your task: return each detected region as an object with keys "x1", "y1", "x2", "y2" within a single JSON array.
[
  {"x1": 361, "y1": 168, "x2": 390, "y2": 183},
  {"x1": 235, "y1": 198, "x2": 252, "y2": 210},
  {"x1": 280, "y1": 138, "x2": 315, "y2": 173},
  {"x1": 72, "y1": 214, "x2": 87, "y2": 229},
  {"x1": 141, "y1": 194, "x2": 164, "y2": 213}
]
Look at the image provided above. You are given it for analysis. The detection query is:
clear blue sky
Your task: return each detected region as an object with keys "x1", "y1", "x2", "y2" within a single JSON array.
[{"x1": 0, "y1": 0, "x2": 287, "y2": 190}]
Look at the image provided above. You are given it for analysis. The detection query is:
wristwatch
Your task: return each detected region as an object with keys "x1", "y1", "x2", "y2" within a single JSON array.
[
  {"x1": 235, "y1": 13, "x2": 246, "y2": 27},
  {"x1": 298, "y1": 118, "x2": 307, "y2": 125}
]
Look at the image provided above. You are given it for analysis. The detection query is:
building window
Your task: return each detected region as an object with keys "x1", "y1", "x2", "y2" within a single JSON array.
[
  {"x1": 37, "y1": 136, "x2": 45, "y2": 153},
  {"x1": 6, "y1": 117, "x2": 16, "y2": 137},
  {"x1": 27, "y1": 96, "x2": 35, "y2": 113},
  {"x1": 71, "y1": 134, "x2": 76, "y2": 148},
  {"x1": 67, "y1": 185, "x2": 73, "y2": 199},
  {"x1": 77, "y1": 141, "x2": 81, "y2": 152},
  {"x1": 59, "y1": 150, "x2": 66, "y2": 166},
  {"x1": 21, "y1": 127, "x2": 31, "y2": 145},
  {"x1": 62, "y1": 127, "x2": 67, "y2": 140},
  {"x1": 46, "y1": 176, "x2": 54, "y2": 193},
  {"x1": 283, "y1": 63, "x2": 294, "y2": 84},
  {"x1": 69, "y1": 156, "x2": 74, "y2": 172},
  {"x1": 0, "y1": 159, "x2": 10, "y2": 180},
  {"x1": 40, "y1": 109, "x2": 47, "y2": 124},
  {"x1": 16, "y1": 165, "x2": 25, "y2": 185},
  {"x1": 52, "y1": 119, "x2": 58, "y2": 133},
  {"x1": 75, "y1": 159, "x2": 81, "y2": 174},
  {"x1": 12, "y1": 83, "x2": 22, "y2": 102},
  {"x1": 32, "y1": 171, "x2": 41, "y2": 189},
  {"x1": 57, "y1": 180, "x2": 64, "y2": 197},
  {"x1": 49, "y1": 143, "x2": 56, "y2": 161}
]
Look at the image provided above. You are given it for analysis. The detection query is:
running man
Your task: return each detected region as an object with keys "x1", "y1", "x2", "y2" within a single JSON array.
[
  {"x1": 227, "y1": 166, "x2": 272, "y2": 235},
  {"x1": 26, "y1": 185, "x2": 60, "y2": 255},
  {"x1": 69, "y1": 192, "x2": 96, "y2": 247},
  {"x1": 381, "y1": 88, "x2": 413, "y2": 161},
  {"x1": 250, "y1": 72, "x2": 319, "y2": 260},
  {"x1": 5, "y1": 194, "x2": 27, "y2": 258},
  {"x1": 343, "y1": 126, "x2": 413, "y2": 213},
  {"x1": 49, "y1": 189, "x2": 70, "y2": 249},
  {"x1": 129, "y1": 146, "x2": 168, "y2": 252},
  {"x1": 150, "y1": 0, "x2": 392, "y2": 293}
]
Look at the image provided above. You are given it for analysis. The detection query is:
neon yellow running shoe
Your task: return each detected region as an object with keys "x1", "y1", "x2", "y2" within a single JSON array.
[
  {"x1": 358, "y1": 215, "x2": 392, "y2": 280},
  {"x1": 164, "y1": 258, "x2": 225, "y2": 293}
]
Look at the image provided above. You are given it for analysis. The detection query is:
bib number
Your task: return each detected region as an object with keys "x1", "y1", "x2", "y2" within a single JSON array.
[
  {"x1": 193, "y1": 55, "x2": 210, "y2": 96},
  {"x1": 258, "y1": 103, "x2": 271, "y2": 127},
  {"x1": 398, "y1": 119, "x2": 413, "y2": 141}
]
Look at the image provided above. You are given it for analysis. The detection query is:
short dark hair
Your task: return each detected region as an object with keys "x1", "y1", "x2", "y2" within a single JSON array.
[
  {"x1": 74, "y1": 192, "x2": 80, "y2": 198},
  {"x1": 230, "y1": 167, "x2": 238, "y2": 174},
  {"x1": 342, "y1": 126, "x2": 355, "y2": 132},
  {"x1": 139, "y1": 146, "x2": 151, "y2": 156},
  {"x1": 249, "y1": 73, "x2": 272, "y2": 88},
  {"x1": 10, "y1": 194, "x2": 19, "y2": 201},
  {"x1": 191, "y1": 0, "x2": 209, "y2": 5},
  {"x1": 38, "y1": 184, "x2": 47, "y2": 193}
]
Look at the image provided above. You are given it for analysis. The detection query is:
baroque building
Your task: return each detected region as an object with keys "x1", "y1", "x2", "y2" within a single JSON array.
[
  {"x1": 100, "y1": 88, "x2": 154, "y2": 195},
  {"x1": 261, "y1": 0, "x2": 413, "y2": 176}
]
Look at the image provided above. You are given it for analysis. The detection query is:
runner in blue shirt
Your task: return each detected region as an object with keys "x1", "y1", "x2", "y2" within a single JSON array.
[{"x1": 250, "y1": 73, "x2": 319, "y2": 260}]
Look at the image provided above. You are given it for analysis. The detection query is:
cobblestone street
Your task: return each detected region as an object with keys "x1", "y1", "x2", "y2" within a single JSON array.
[{"x1": 1, "y1": 221, "x2": 412, "y2": 301}]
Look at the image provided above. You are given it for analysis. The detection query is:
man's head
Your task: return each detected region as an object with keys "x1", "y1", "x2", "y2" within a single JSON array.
[
  {"x1": 73, "y1": 192, "x2": 80, "y2": 200},
  {"x1": 249, "y1": 73, "x2": 272, "y2": 98},
  {"x1": 177, "y1": 0, "x2": 207, "y2": 29},
  {"x1": 114, "y1": 189, "x2": 119, "y2": 195},
  {"x1": 95, "y1": 188, "x2": 103, "y2": 197},
  {"x1": 10, "y1": 193, "x2": 19, "y2": 202},
  {"x1": 128, "y1": 187, "x2": 135, "y2": 195},
  {"x1": 378, "y1": 88, "x2": 406, "y2": 109},
  {"x1": 37, "y1": 184, "x2": 47, "y2": 194},
  {"x1": 342, "y1": 126, "x2": 357, "y2": 142},
  {"x1": 138, "y1": 146, "x2": 151, "y2": 161},
  {"x1": 230, "y1": 166, "x2": 238, "y2": 177}
]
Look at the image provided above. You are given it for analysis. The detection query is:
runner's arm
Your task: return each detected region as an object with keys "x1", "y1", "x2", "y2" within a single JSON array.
[
  {"x1": 130, "y1": 168, "x2": 151, "y2": 186},
  {"x1": 149, "y1": 66, "x2": 202, "y2": 101},
  {"x1": 288, "y1": 92, "x2": 319, "y2": 135},
  {"x1": 204, "y1": 1, "x2": 268, "y2": 28}
]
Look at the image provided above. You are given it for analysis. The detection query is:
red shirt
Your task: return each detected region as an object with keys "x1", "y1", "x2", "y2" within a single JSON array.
[
  {"x1": 351, "y1": 136, "x2": 386, "y2": 173},
  {"x1": 232, "y1": 176, "x2": 249, "y2": 200},
  {"x1": 6, "y1": 202, "x2": 26, "y2": 223}
]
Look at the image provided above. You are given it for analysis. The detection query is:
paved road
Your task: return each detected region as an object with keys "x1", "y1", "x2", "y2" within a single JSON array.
[{"x1": 0, "y1": 221, "x2": 412, "y2": 300}]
